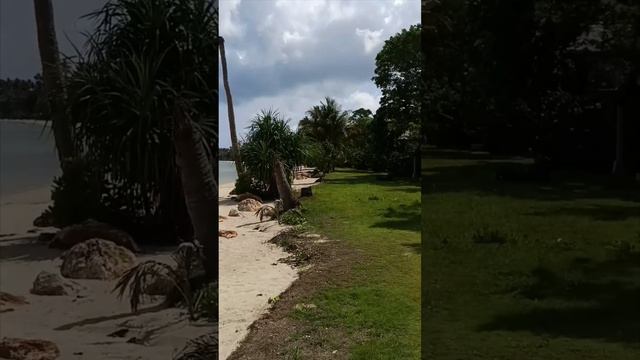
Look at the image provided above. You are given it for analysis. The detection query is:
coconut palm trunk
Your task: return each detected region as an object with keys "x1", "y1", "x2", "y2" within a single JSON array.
[
  {"x1": 33, "y1": 0, "x2": 75, "y2": 170},
  {"x1": 273, "y1": 159, "x2": 298, "y2": 211},
  {"x1": 174, "y1": 110, "x2": 218, "y2": 282},
  {"x1": 218, "y1": 36, "x2": 243, "y2": 176}
]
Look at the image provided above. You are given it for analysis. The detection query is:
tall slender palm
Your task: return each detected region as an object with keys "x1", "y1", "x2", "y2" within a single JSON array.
[
  {"x1": 218, "y1": 36, "x2": 243, "y2": 176},
  {"x1": 33, "y1": 0, "x2": 75, "y2": 170}
]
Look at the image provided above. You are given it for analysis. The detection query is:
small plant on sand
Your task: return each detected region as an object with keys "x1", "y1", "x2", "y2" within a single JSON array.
[
  {"x1": 280, "y1": 209, "x2": 307, "y2": 226},
  {"x1": 255, "y1": 204, "x2": 279, "y2": 222},
  {"x1": 194, "y1": 282, "x2": 217, "y2": 321},
  {"x1": 113, "y1": 242, "x2": 211, "y2": 320},
  {"x1": 173, "y1": 333, "x2": 218, "y2": 360}
]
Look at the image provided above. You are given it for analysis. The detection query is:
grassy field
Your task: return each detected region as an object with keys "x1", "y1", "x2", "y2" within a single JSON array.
[
  {"x1": 423, "y1": 149, "x2": 640, "y2": 359},
  {"x1": 298, "y1": 169, "x2": 421, "y2": 359}
]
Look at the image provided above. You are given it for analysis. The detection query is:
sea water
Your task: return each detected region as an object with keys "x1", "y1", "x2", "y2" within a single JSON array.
[{"x1": 0, "y1": 120, "x2": 60, "y2": 197}]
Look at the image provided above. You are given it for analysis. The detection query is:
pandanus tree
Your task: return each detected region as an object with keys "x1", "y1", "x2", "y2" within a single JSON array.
[
  {"x1": 33, "y1": 0, "x2": 76, "y2": 171},
  {"x1": 241, "y1": 110, "x2": 305, "y2": 210},
  {"x1": 298, "y1": 97, "x2": 349, "y2": 171},
  {"x1": 68, "y1": 0, "x2": 218, "y2": 281}
]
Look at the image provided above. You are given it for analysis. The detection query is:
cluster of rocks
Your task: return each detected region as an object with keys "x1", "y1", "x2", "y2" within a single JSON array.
[{"x1": 0, "y1": 220, "x2": 146, "y2": 359}]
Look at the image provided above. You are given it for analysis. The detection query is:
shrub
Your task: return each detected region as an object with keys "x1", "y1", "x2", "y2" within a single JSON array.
[
  {"x1": 48, "y1": 159, "x2": 104, "y2": 227},
  {"x1": 280, "y1": 209, "x2": 307, "y2": 226},
  {"x1": 195, "y1": 282, "x2": 217, "y2": 321}
]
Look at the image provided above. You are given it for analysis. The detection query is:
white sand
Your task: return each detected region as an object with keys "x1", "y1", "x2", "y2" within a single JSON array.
[
  {"x1": 0, "y1": 189, "x2": 214, "y2": 359},
  {"x1": 218, "y1": 183, "x2": 298, "y2": 360}
]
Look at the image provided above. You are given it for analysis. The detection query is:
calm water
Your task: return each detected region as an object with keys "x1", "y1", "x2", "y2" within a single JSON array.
[
  {"x1": 0, "y1": 120, "x2": 60, "y2": 197},
  {"x1": 0, "y1": 120, "x2": 237, "y2": 197},
  {"x1": 219, "y1": 160, "x2": 237, "y2": 185}
]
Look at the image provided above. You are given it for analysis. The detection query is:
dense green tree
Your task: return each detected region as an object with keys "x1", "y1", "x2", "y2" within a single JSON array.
[
  {"x1": 343, "y1": 108, "x2": 374, "y2": 170},
  {"x1": 425, "y1": 0, "x2": 640, "y2": 174},
  {"x1": 373, "y1": 24, "x2": 422, "y2": 178}
]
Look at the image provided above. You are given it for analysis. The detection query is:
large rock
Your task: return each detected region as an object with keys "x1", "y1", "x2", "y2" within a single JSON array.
[
  {"x1": 60, "y1": 239, "x2": 136, "y2": 280},
  {"x1": 30, "y1": 271, "x2": 67, "y2": 296},
  {"x1": 237, "y1": 198, "x2": 262, "y2": 212},
  {"x1": 49, "y1": 220, "x2": 140, "y2": 252},
  {"x1": 0, "y1": 338, "x2": 60, "y2": 360},
  {"x1": 236, "y1": 193, "x2": 263, "y2": 203}
]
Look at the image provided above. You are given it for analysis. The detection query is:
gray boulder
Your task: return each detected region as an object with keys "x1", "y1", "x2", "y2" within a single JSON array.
[{"x1": 60, "y1": 239, "x2": 136, "y2": 280}]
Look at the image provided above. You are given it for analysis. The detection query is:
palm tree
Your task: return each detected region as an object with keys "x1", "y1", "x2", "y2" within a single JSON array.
[
  {"x1": 298, "y1": 97, "x2": 349, "y2": 171},
  {"x1": 218, "y1": 36, "x2": 243, "y2": 176},
  {"x1": 242, "y1": 110, "x2": 304, "y2": 210},
  {"x1": 69, "y1": 0, "x2": 218, "y2": 280},
  {"x1": 33, "y1": 0, "x2": 75, "y2": 170}
]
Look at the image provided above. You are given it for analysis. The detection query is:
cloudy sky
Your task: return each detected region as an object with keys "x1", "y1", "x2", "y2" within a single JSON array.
[
  {"x1": 219, "y1": 0, "x2": 420, "y2": 147},
  {"x1": 1, "y1": 0, "x2": 420, "y2": 148},
  {"x1": 0, "y1": 1, "x2": 106, "y2": 79}
]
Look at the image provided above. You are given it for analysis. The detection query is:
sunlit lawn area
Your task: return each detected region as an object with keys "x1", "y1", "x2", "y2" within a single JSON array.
[
  {"x1": 298, "y1": 169, "x2": 421, "y2": 359},
  {"x1": 423, "y1": 149, "x2": 640, "y2": 359}
]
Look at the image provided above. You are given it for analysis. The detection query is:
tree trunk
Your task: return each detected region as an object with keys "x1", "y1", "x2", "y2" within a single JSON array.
[
  {"x1": 273, "y1": 159, "x2": 298, "y2": 211},
  {"x1": 218, "y1": 36, "x2": 243, "y2": 176},
  {"x1": 174, "y1": 112, "x2": 218, "y2": 283},
  {"x1": 612, "y1": 103, "x2": 625, "y2": 176},
  {"x1": 33, "y1": 0, "x2": 75, "y2": 170}
]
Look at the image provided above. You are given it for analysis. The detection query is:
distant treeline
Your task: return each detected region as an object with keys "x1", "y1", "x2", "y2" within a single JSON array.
[
  {"x1": 0, "y1": 75, "x2": 49, "y2": 119},
  {"x1": 219, "y1": 148, "x2": 232, "y2": 161}
]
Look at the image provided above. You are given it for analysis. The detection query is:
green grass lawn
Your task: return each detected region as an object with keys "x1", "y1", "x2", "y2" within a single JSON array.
[
  {"x1": 299, "y1": 169, "x2": 421, "y2": 359},
  {"x1": 423, "y1": 149, "x2": 640, "y2": 359}
]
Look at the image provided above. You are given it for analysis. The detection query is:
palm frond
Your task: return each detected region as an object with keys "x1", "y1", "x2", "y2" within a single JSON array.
[{"x1": 112, "y1": 260, "x2": 178, "y2": 312}]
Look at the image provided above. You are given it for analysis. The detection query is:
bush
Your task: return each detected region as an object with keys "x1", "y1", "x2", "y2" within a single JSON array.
[
  {"x1": 48, "y1": 159, "x2": 105, "y2": 227},
  {"x1": 280, "y1": 209, "x2": 307, "y2": 226},
  {"x1": 195, "y1": 282, "x2": 218, "y2": 321}
]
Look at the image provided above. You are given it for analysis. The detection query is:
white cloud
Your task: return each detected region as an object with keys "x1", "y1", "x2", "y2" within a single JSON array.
[
  {"x1": 356, "y1": 28, "x2": 385, "y2": 54},
  {"x1": 282, "y1": 30, "x2": 304, "y2": 44},
  {"x1": 220, "y1": 80, "x2": 381, "y2": 146},
  {"x1": 218, "y1": 0, "x2": 420, "y2": 147},
  {"x1": 346, "y1": 91, "x2": 380, "y2": 112},
  {"x1": 220, "y1": 0, "x2": 245, "y2": 39}
]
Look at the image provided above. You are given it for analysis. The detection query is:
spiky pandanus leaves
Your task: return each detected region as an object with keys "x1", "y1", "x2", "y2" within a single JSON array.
[
  {"x1": 113, "y1": 242, "x2": 207, "y2": 318},
  {"x1": 113, "y1": 259, "x2": 178, "y2": 313},
  {"x1": 241, "y1": 110, "x2": 307, "y2": 200},
  {"x1": 255, "y1": 204, "x2": 278, "y2": 222},
  {"x1": 66, "y1": 0, "x2": 218, "y2": 244},
  {"x1": 173, "y1": 333, "x2": 218, "y2": 360}
]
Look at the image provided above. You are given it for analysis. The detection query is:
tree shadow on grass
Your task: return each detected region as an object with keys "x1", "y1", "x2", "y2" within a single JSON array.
[
  {"x1": 423, "y1": 160, "x2": 640, "y2": 204},
  {"x1": 479, "y1": 253, "x2": 640, "y2": 343},
  {"x1": 323, "y1": 169, "x2": 420, "y2": 189},
  {"x1": 525, "y1": 204, "x2": 640, "y2": 221},
  {"x1": 371, "y1": 201, "x2": 421, "y2": 233}
]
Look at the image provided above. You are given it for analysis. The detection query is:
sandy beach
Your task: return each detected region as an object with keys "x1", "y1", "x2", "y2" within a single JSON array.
[
  {"x1": 218, "y1": 183, "x2": 298, "y2": 359},
  {"x1": 0, "y1": 189, "x2": 214, "y2": 359}
]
